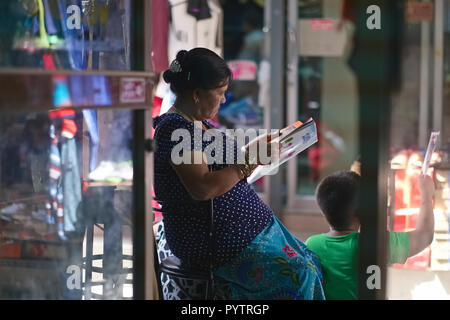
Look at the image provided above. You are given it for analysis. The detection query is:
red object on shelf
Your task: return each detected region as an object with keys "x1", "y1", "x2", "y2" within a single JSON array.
[
  {"x1": 0, "y1": 242, "x2": 21, "y2": 258},
  {"x1": 26, "y1": 244, "x2": 46, "y2": 258}
]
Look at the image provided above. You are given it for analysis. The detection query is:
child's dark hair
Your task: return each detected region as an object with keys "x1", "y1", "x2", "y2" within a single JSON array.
[
  {"x1": 315, "y1": 170, "x2": 361, "y2": 230},
  {"x1": 163, "y1": 48, "x2": 232, "y2": 96}
]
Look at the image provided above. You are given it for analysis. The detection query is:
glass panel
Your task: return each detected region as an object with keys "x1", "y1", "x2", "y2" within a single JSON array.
[
  {"x1": 0, "y1": 108, "x2": 134, "y2": 299},
  {"x1": 220, "y1": 0, "x2": 266, "y2": 193},
  {"x1": 152, "y1": 1, "x2": 266, "y2": 193},
  {"x1": 295, "y1": 0, "x2": 359, "y2": 197},
  {"x1": 387, "y1": 0, "x2": 450, "y2": 300},
  {"x1": 0, "y1": 0, "x2": 132, "y2": 71}
]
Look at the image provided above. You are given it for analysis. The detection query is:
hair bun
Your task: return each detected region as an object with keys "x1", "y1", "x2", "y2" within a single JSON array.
[
  {"x1": 162, "y1": 69, "x2": 174, "y2": 84},
  {"x1": 175, "y1": 50, "x2": 188, "y2": 64}
]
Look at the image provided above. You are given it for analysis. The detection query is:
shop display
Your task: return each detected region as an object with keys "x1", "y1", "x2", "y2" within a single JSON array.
[
  {"x1": 0, "y1": 0, "x2": 138, "y2": 300},
  {"x1": 1, "y1": 0, "x2": 132, "y2": 70},
  {"x1": 167, "y1": 0, "x2": 223, "y2": 61}
]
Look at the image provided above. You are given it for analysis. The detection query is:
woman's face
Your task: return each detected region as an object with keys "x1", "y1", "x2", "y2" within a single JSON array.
[{"x1": 194, "y1": 81, "x2": 228, "y2": 120}]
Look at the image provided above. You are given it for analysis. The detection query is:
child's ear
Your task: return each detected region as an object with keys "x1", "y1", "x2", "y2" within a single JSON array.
[{"x1": 350, "y1": 160, "x2": 361, "y2": 176}]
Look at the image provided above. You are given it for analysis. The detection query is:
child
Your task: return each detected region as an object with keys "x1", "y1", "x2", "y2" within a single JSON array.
[{"x1": 305, "y1": 170, "x2": 435, "y2": 300}]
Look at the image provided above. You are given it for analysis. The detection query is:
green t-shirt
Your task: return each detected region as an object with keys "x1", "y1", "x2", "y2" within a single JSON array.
[{"x1": 305, "y1": 232, "x2": 410, "y2": 300}]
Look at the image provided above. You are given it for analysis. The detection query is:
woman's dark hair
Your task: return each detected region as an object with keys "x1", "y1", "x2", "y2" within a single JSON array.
[
  {"x1": 163, "y1": 48, "x2": 232, "y2": 96},
  {"x1": 315, "y1": 170, "x2": 361, "y2": 231}
]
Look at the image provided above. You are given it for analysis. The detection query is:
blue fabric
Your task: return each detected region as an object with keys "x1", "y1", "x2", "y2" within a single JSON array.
[
  {"x1": 69, "y1": 74, "x2": 113, "y2": 172},
  {"x1": 81, "y1": 109, "x2": 99, "y2": 173},
  {"x1": 61, "y1": 137, "x2": 82, "y2": 233},
  {"x1": 46, "y1": 124, "x2": 59, "y2": 226},
  {"x1": 57, "y1": 0, "x2": 87, "y2": 70},
  {"x1": 215, "y1": 216, "x2": 325, "y2": 300},
  {"x1": 43, "y1": 0, "x2": 58, "y2": 34},
  {"x1": 153, "y1": 113, "x2": 273, "y2": 270}
]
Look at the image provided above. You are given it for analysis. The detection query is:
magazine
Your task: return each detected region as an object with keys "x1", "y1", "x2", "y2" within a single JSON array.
[
  {"x1": 422, "y1": 131, "x2": 440, "y2": 175},
  {"x1": 242, "y1": 118, "x2": 319, "y2": 184}
]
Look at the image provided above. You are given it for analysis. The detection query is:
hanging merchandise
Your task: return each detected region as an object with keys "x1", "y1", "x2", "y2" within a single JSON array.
[
  {"x1": 42, "y1": 0, "x2": 65, "y2": 48},
  {"x1": 167, "y1": 0, "x2": 223, "y2": 61},
  {"x1": 12, "y1": 0, "x2": 49, "y2": 52},
  {"x1": 18, "y1": 0, "x2": 39, "y2": 17},
  {"x1": 60, "y1": 123, "x2": 82, "y2": 235},
  {"x1": 34, "y1": 0, "x2": 50, "y2": 49},
  {"x1": 155, "y1": 0, "x2": 224, "y2": 114},
  {"x1": 46, "y1": 123, "x2": 60, "y2": 229},
  {"x1": 187, "y1": 0, "x2": 211, "y2": 20},
  {"x1": 42, "y1": 0, "x2": 57, "y2": 34},
  {"x1": 56, "y1": 0, "x2": 87, "y2": 70},
  {"x1": 45, "y1": 54, "x2": 83, "y2": 240}
]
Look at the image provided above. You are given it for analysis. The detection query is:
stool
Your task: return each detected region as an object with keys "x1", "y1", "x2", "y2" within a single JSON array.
[
  {"x1": 82, "y1": 186, "x2": 133, "y2": 300},
  {"x1": 153, "y1": 198, "x2": 215, "y2": 300}
]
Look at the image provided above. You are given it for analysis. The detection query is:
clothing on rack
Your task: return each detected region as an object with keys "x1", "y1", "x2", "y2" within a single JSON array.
[
  {"x1": 43, "y1": 0, "x2": 58, "y2": 35},
  {"x1": 57, "y1": 0, "x2": 87, "y2": 70},
  {"x1": 155, "y1": 0, "x2": 224, "y2": 117},
  {"x1": 167, "y1": 0, "x2": 223, "y2": 61},
  {"x1": 187, "y1": 0, "x2": 212, "y2": 20},
  {"x1": 61, "y1": 135, "x2": 82, "y2": 234},
  {"x1": 45, "y1": 53, "x2": 83, "y2": 240}
]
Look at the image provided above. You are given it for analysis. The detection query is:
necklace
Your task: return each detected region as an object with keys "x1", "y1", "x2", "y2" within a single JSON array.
[
  {"x1": 172, "y1": 106, "x2": 207, "y2": 130},
  {"x1": 173, "y1": 106, "x2": 194, "y2": 122}
]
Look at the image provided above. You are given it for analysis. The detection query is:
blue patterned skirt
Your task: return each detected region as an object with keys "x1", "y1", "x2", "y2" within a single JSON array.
[
  {"x1": 214, "y1": 216, "x2": 325, "y2": 300},
  {"x1": 155, "y1": 216, "x2": 325, "y2": 300}
]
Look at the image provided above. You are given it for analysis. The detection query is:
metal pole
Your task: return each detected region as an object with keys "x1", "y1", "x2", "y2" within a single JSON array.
[
  {"x1": 433, "y1": 0, "x2": 444, "y2": 134},
  {"x1": 269, "y1": 0, "x2": 286, "y2": 217},
  {"x1": 354, "y1": 0, "x2": 402, "y2": 300},
  {"x1": 418, "y1": 1, "x2": 431, "y2": 149},
  {"x1": 131, "y1": 0, "x2": 151, "y2": 300}
]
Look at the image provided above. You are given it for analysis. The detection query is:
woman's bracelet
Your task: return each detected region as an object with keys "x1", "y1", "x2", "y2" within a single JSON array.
[{"x1": 233, "y1": 163, "x2": 258, "y2": 179}]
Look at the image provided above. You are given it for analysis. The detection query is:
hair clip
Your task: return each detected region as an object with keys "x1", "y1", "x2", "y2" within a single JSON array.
[{"x1": 169, "y1": 60, "x2": 182, "y2": 73}]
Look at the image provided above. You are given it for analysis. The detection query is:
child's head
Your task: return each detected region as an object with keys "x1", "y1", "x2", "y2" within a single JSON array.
[{"x1": 316, "y1": 170, "x2": 361, "y2": 231}]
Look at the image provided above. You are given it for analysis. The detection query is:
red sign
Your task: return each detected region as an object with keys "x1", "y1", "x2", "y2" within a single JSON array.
[
  {"x1": 120, "y1": 78, "x2": 146, "y2": 103},
  {"x1": 405, "y1": 2, "x2": 434, "y2": 22},
  {"x1": 310, "y1": 19, "x2": 334, "y2": 31},
  {"x1": 227, "y1": 60, "x2": 258, "y2": 80}
]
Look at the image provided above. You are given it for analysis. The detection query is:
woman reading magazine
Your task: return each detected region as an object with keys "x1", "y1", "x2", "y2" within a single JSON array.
[{"x1": 153, "y1": 47, "x2": 324, "y2": 300}]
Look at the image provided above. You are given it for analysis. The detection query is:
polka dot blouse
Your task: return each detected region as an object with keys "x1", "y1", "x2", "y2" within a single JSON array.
[{"x1": 153, "y1": 113, "x2": 273, "y2": 270}]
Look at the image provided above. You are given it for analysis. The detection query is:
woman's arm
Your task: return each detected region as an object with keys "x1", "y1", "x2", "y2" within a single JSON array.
[{"x1": 171, "y1": 151, "x2": 244, "y2": 201}]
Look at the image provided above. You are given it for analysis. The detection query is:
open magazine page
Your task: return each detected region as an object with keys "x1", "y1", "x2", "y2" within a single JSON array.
[{"x1": 243, "y1": 118, "x2": 319, "y2": 184}]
